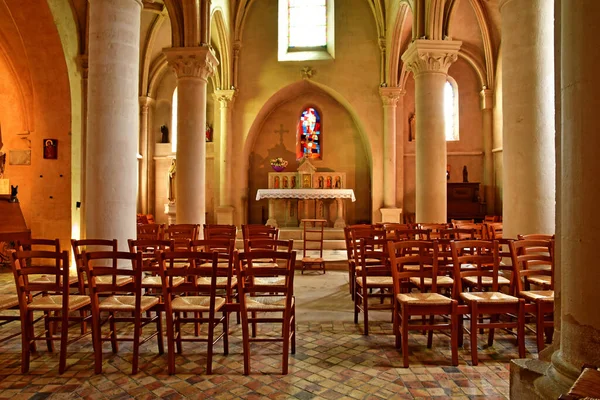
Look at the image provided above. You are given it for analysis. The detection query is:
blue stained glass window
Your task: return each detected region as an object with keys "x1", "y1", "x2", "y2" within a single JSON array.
[{"x1": 296, "y1": 107, "x2": 322, "y2": 160}]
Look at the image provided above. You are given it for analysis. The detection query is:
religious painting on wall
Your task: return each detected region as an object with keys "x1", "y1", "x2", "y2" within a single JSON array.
[
  {"x1": 43, "y1": 139, "x2": 58, "y2": 159},
  {"x1": 296, "y1": 107, "x2": 322, "y2": 160}
]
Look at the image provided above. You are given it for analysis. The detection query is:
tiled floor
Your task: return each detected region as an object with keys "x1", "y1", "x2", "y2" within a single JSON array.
[{"x1": 0, "y1": 269, "x2": 537, "y2": 399}]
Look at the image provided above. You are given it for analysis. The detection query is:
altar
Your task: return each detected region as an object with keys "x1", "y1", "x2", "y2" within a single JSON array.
[{"x1": 255, "y1": 158, "x2": 355, "y2": 228}]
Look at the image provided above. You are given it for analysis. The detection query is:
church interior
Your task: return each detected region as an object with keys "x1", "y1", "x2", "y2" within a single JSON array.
[{"x1": 0, "y1": 0, "x2": 599, "y2": 398}]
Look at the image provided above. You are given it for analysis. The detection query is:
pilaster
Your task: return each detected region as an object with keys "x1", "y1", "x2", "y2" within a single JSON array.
[
  {"x1": 379, "y1": 87, "x2": 404, "y2": 219},
  {"x1": 214, "y1": 89, "x2": 236, "y2": 225},
  {"x1": 480, "y1": 89, "x2": 494, "y2": 215}
]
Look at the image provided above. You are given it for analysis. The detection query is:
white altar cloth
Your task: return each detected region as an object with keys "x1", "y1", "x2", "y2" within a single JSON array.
[{"x1": 256, "y1": 188, "x2": 356, "y2": 202}]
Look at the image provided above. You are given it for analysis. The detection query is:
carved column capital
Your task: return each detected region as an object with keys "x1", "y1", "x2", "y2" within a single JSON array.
[
  {"x1": 379, "y1": 87, "x2": 405, "y2": 106},
  {"x1": 213, "y1": 89, "x2": 236, "y2": 108},
  {"x1": 480, "y1": 88, "x2": 494, "y2": 110},
  {"x1": 139, "y1": 95, "x2": 154, "y2": 113},
  {"x1": 401, "y1": 39, "x2": 462, "y2": 77},
  {"x1": 163, "y1": 46, "x2": 219, "y2": 81}
]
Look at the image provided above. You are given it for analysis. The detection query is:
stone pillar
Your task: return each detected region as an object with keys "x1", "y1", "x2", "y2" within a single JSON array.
[
  {"x1": 402, "y1": 40, "x2": 461, "y2": 223},
  {"x1": 164, "y1": 47, "x2": 218, "y2": 228},
  {"x1": 396, "y1": 90, "x2": 406, "y2": 214},
  {"x1": 500, "y1": 0, "x2": 555, "y2": 239},
  {"x1": 556, "y1": 0, "x2": 600, "y2": 383},
  {"x1": 480, "y1": 89, "x2": 494, "y2": 215},
  {"x1": 86, "y1": 0, "x2": 141, "y2": 248},
  {"x1": 214, "y1": 89, "x2": 236, "y2": 225},
  {"x1": 379, "y1": 87, "x2": 403, "y2": 223},
  {"x1": 138, "y1": 96, "x2": 153, "y2": 214},
  {"x1": 77, "y1": 54, "x2": 88, "y2": 239}
]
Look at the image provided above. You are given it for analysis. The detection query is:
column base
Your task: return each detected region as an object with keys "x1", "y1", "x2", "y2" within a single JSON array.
[
  {"x1": 164, "y1": 203, "x2": 176, "y2": 225},
  {"x1": 380, "y1": 207, "x2": 403, "y2": 223},
  {"x1": 216, "y1": 206, "x2": 235, "y2": 225}
]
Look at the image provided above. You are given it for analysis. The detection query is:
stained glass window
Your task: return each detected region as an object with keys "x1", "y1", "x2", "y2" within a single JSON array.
[
  {"x1": 288, "y1": 0, "x2": 327, "y2": 48},
  {"x1": 296, "y1": 107, "x2": 322, "y2": 160}
]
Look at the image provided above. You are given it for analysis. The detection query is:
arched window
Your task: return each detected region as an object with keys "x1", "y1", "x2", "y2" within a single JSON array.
[
  {"x1": 171, "y1": 87, "x2": 178, "y2": 153},
  {"x1": 278, "y1": 0, "x2": 335, "y2": 61},
  {"x1": 296, "y1": 107, "x2": 322, "y2": 160},
  {"x1": 444, "y1": 77, "x2": 459, "y2": 141}
]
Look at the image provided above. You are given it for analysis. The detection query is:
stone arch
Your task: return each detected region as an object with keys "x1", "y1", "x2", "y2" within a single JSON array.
[{"x1": 239, "y1": 79, "x2": 376, "y2": 224}]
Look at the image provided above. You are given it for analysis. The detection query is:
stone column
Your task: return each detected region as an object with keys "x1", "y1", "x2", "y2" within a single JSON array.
[
  {"x1": 379, "y1": 87, "x2": 403, "y2": 223},
  {"x1": 138, "y1": 96, "x2": 153, "y2": 214},
  {"x1": 76, "y1": 54, "x2": 88, "y2": 239},
  {"x1": 396, "y1": 90, "x2": 406, "y2": 215},
  {"x1": 500, "y1": 0, "x2": 555, "y2": 239},
  {"x1": 402, "y1": 40, "x2": 461, "y2": 223},
  {"x1": 164, "y1": 47, "x2": 218, "y2": 228},
  {"x1": 555, "y1": 0, "x2": 600, "y2": 385},
  {"x1": 86, "y1": 0, "x2": 141, "y2": 248},
  {"x1": 480, "y1": 89, "x2": 494, "y2": 215},
  {"x1": 214, "y1": 89, "x2": 236, "y2": 225}
]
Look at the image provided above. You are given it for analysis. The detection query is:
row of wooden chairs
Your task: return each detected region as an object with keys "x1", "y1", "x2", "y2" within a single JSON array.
[
  {"x1": 137, "y1": 223, "x2": 279, "y2": 242},
  {"x1": 4, "y1": 236, "x2": 296, "y2": 376}
]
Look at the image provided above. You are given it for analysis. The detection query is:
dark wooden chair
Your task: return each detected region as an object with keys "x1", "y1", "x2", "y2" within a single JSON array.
[
  {"x1": 388, "y1": 240, "x2": 459, "y2": 367},
  {"x1": 301, "y1": 219, "x2": 326, "y2": 274},
  {"x1": 82, "y1": 250, "x2": 163, "y2": 374},
  {"x1": 242, "y1": 224, "x2": 279, "y2": 241},
  {"x1": 11, "y1": 250, "x2": 91, "y2": 373},
  {"x1": 157, "y1": 250, "x2": 228, "y2": 375},
  {"x1": 136, "y1": 223, "x2": 164, "y2": 240},
  {"x1": 451, "y1": 240, "x2": 526, "y2": 365},
  {"x1": 236, "y1": 249, "x2": 296, "y2": 375},
  {"x1": 203, "y1": 224, "x2": 237, "y2": 240},
  {"x1": 165, "y1": 224, "x2": 199, "y2": 250}
]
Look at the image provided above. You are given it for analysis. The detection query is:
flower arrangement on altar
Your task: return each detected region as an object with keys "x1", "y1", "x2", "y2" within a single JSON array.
[{"x1": 270, "y1": 157, "x2": 288, "y2": 172}]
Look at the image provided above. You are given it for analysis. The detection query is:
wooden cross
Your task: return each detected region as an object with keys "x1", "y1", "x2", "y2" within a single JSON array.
[{"x1": 274, "y1": 124, "x2": 288, "y2": 144}]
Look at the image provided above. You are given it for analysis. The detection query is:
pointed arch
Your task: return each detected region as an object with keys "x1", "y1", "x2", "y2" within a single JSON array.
[{"x1": 211, "y1": 8, "x2": 231, "y2": 90}]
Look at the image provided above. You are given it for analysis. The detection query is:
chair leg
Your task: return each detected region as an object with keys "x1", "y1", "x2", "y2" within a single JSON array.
[
  {"x1": 282, "y1": 309, "x2": 291, "y2": 375},
  {"x1": 536, "y1": 302, "x2": 545, "y2": 353},
  {"x1": 353, "y1": 287, "x2": 360, "y2": 324},
  {"x1": 488, "y1": 314, "x2": 497, "y2": 347},
  {"x1": 401, "y1": 304, "x2": 409, "y2": 368},
  {"x1": 175, "y1": 312, "x2": 183, "y2": 354},
  {"x1": 517, "y1": 300, "x2": 526, "y2": 358},
  {"x1": 458, "y1": 313, "x2": 464, "y2": 348},
  {"x1": 427, "y1": 315, "x2": 434, "y2": 349},
  {"x1": 241, "y1": 310, "x2": 251, "y2": 376},
  {"x1": 450, "y1": 302, "x2": 459, "y2": 366},
  {"x1": 362, "y1": 288, "x2": 369, "y2": 336},
  {"x1": 156, "y1": 310, "x2": 164, "y2": 355},
  {"x1": 20, "y1": 310, "x2": 31, "y2": 373},
  {"x1": 59, "y1": 310, "x2": 69, "y2": 374},
  {"x1": 206, "y1": 313, "x2": 215, "y2": 375},
  {"x1": 91, "y1": 309, "x2": 103, "y2": 374},
  {"x1": 132, "y1": 312, "x2": 142, "y2": 375},
  {"x1": 165, "y1": 310, "x2": 176, "y2": 375},
  {"x1": 44, "y1": 310, "x2": 54, "y2": 352},
  {"x1": 109, "y1": 312, "x2": 118, "y2": 353},
  {"x1": 291, "y1": 305, "x2": 296, "y2": 354},
  {"x1": 470, "y1": 302, "x2": 479, "y2": 366},
  {"x1": 393, "y1": 301, "x2": 401, "y2": 349},
  {"x1": 222, "y1": 311, "x2": 229, "y2": 356}
]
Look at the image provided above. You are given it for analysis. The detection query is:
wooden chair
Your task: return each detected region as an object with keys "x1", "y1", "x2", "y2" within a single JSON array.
[
  {"x1": 353, "y1": 237, "x2": 393, "y2": 335},
  {"x1": 451, "y1": 240, "x2": 526, "y2": 365},
  {"x1": 127, "y1": 239, "x2": 176, "y2": 293},
  {"x1": 510, "y1": 239, "x2": 554, "y2": 352},
  {"x1": 11, "y1": 250, "x2": 91, "y2": 373},
  {"x1": 82, "y1": 250, "x2": 163, "y2": 374},
  {"x1": 417, "y1": 223, "x2": 450, "y2": 239},
  {"x1": 452, "y1": 222, "x2": 485, "y2": 239},
  {"x1": 514, "y1": 235, "x2": 554, "y2": 290},
  {"x1": 203, "y1": 224, "x2": 237, "y2": 240},
  {"x1": 387, "y1": 240, "x2": 459, "y2": 367},
  {"x1": 165, "y1": 224, "x2": 199, "y2": 250},
  {"x1": 301, "y1": 219, "x2": 326, "y2": 274},
  {"x1": 157, "y1": 250, "x2": 228, "y2": 375},
  {"x1": 439, "y1": 228, "x2": 476, "y2": 240},
  {"x1": 17, "y1": 238, "x2": 79, "y2": 289},
  {"x1": 189, "y1": 239, "x2": 238, "y2": 323},
  {"x1": 346, "y1": 225, "x2": 385, "y2": 300},
  {"x1": 485, "y1": 222, "x2": 503, "y2": 240},
  {"x1": 517, "y1": 234, "x2": 555, "y2": 241},
  {"x1": 461, "y1": 238, "x2": 515, "y2": 295},
  {"x1": 242, "y1": 224, "x2": 279, "y2": 241},
  {"x1": 387, "y1": 228, "x2": 432, "y2": 241},
  {"x1": 236, "y1": 249, "x2": 296, "y2": 375},
  {"x1": 136, "y1": 223, "x2": 164, "y2": 240}
]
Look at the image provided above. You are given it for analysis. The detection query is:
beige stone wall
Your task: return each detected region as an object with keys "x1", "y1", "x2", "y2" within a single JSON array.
[
  {"x1": 232, "y1": 0, "x2": 383, "y2": 225},
  {"x1": 402, "y1": 57, "x2": 484, "y2": 216},
  {"x1": 247, "y1": 91, "x2": 371, "y2": 226},
  {"x1": 0, "y1": 0, "x2": 72, "y2": 248}
]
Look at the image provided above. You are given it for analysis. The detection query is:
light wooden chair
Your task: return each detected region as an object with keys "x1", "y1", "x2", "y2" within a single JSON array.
[
  {"x1": 136, "y1": 223, "x2": 164, "y2": 240},
  {"x1": 353, "y1": 237, "x2": 393, "y2": 335},
  {"x1": 11, "y1": 250, "x2": 91, "y2": 374},
  {"x1": 388, "y1": 240, "x2": 459, "y2": 367},
  {"x1": 451, "y1": 240, "x2": 526, "y2": 365},
  {"x1": 301, "y1": 219, "x2": 326, "y2": 274},
  {"x1": 236, "y1": 248, "x2": 296, "y2": 375},
  {"x1": 82, "y1": 250, "x2": 163, "y2": 374},
  {"x1": 157, "y1": 250, "x2": 228, "y2": 375},
  {"x1": 510, "y1": 239, "x2": 554, "y2": 352}
]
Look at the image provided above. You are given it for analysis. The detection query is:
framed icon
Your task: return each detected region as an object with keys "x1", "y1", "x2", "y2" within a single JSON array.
[{"x1": 43, "y1": 139, "x2": 58, "y2": 159}]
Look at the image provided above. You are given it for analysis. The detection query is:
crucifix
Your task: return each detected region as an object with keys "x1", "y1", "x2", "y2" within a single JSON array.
[{"x1": 274, "y1": 124, "x2": 288, "y2": 145}]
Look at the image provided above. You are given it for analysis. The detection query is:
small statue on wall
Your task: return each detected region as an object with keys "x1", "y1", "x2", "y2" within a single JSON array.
[
  {"x1": 462, "y1": 165, "x2": 469, "y2": 183},
  {"x1": 160, "y1": 125, "x2": 169, "y2": 143},
  {"x1": 409, "y1": 113, "x2": 416, "y2": 142},
  {"x1": 9, "y1": 185, "x2": 18, "y2": 203},
  {"x1": 167, "y1": 159, "x2": 176, "y2": 203}
]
